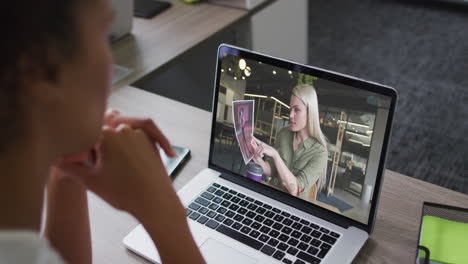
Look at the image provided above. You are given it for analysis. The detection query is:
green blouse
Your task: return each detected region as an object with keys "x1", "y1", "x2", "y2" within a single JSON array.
[{"x1": 266, "y1": 127, "x2": 328, "y2": 199}]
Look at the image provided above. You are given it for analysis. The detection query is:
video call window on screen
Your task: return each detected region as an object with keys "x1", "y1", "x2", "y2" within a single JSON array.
[{"x1": 212, "y1": 54, "x2": 392, "y2": 225}]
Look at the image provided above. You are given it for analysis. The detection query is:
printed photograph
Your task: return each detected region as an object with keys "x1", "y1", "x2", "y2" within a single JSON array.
[{"x1": 232, "y1": 100, "x2": 255, "y2": 164}]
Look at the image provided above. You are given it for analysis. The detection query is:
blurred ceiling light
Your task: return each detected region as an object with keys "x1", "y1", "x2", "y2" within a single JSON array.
[
  {"x1": 273, "y1": 70, "x2": 277, "y2": 75},
  {"x1": 288, "y1": 70, "x2": 292, "y2": 75},
  {"x1": 221, "y1": 69, "x2": 225, "y2": 72},
  {"x1": 242, "y1": 76, "x2": 245, "y2": 80},
  {"x1": 244, "y1": 67, "x2": 251, "y2": 77},
  {"x1": 244, "y1": 93, "x2": 267, "y2": 98},
  {"x1": 346, "y1": 131, "x2": 371, "y2": 138},
  {"x1": 239, "y1": 59, "x2": 247, "y2": 70},
  {"x1": 228, "y1": 68, "x2": 232, "y2": 71},
  {"x1": 337, "y1": 120, "x2": 370, "y2": 128},
  {"x1": 348, "y1": 138, "x2": 370, "y2": 147},
  {"x1": 271, "y1": 96, "x2": 290, "y2": 109}
]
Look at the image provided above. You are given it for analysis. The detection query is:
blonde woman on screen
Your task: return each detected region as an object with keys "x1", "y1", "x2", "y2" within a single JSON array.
[{"x1": 252, "y1": 84, "x2": 328, "y2": 200}]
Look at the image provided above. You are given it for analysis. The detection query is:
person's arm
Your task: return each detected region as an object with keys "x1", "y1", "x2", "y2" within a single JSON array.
[
  {"x1": 293, "y1": 150, "x2": 327, "y2": 195},
  {"x1": 44, "y1": 168, "x2": 91, "y2": 264},
  {"x1": 251, "y1": 136, "x2": 298, "y2": 191},
  {"x1": 251, "y1": 138, "x2": 272, "y2": 176},
  {"x1": 252, "y1": 154, "x2": 272, "y2": 177},
  {"x1": 134, "y1": 191, "x2": 203, "y2": 263},
  {"x1": 58, "y1": 123, "x2": 205, "y2": 264},
  {"x1": 270, "y1": 152, "x2": 299, "y2": 195},
  {"x1": 252, "y1": 136, "x2": 300, "y2": 195}
]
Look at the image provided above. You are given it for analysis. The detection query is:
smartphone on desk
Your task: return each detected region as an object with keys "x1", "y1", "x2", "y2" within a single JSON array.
[{"x1": 159, "y1": 145, "x2": 190, "y2": 176}]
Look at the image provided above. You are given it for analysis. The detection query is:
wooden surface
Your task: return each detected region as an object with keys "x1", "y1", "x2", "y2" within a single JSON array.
[
  {"x1": 91, "y1": 85, "x2": 468, "y2": 264},
  {"x1": 355, "y1": 170, "x2": 468, "y2": 264},
  {"x1": 111, "y1": 0, "x2": 246, "y2": 89}
]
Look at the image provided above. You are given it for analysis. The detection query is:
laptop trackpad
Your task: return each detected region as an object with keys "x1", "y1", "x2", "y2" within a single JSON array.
[{"x1": 200, "y1": 238, "x2": 258, "y2": 264}]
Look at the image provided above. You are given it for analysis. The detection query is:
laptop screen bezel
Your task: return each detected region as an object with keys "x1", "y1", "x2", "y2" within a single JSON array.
[{"x1": 208, "y1": 44, "x2": 398, "y2": 234}]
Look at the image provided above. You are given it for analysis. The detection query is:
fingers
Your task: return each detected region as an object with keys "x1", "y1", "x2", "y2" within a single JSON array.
[
  {"x1": 254, "y1": 145, "x2": 261, "y2": 157},
  {"x1": 252, "y1": 137, "x2": 263, "y2": 145},
  {"x1": 251, "y1": 138, "x2": 259, "y2": 149},
  {"x1": 106, "y1": 108, "x2": 120, "y2": 115},
  {"x1": 100, "y1": 123, "x2": 160, "y2": 161},
  {"x1": 252, "y1": 156, "x2": 259, "y2": 164},
  {"x1": 104, "y1": 108, "x2": 121, "y2": 123},
  {"x1": 103, "y1": 111, "x2": 176, "y2": 158},
  {"x1": 252, "y1": 155, "x2": 262, "y2": 164},
  {"x1": 137, "y1": 118, "x2": 175, "y2": 157},
  {"x1": 115, "y1": 123, "x2": 131, "y2": 132},
  {"x1": 251, "y1": 137, "x2": 266, "y2": 153},
  {"x1": 255, "y1": 145, "x2": 265, "y2": 158}
]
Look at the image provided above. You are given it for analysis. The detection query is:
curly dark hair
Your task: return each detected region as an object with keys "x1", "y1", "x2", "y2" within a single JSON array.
[{"x1": 0, "y1": 1, "x2": 87, "y2": 154}]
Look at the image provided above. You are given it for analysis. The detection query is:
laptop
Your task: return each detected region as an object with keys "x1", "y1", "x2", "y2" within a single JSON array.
[{"x1": 123, "y1": 44, "x2": 398, "y2": 264}]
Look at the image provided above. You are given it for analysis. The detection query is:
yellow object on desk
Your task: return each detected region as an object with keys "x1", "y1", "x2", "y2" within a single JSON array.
[{"x1": 419, "y1": 215, "x2": 468, "y2": 264}]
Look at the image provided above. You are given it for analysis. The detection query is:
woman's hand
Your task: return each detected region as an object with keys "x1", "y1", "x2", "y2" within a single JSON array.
[
  {"x1": 103, "y1": 109, "x2": 176, "y2": 157},
  {"x1": 53, "y1": 110, "x2": 205, "y2": 263},
  {"x1": 252, "y1": 154, "x2": 266, "y2": 166},
  {"x1": 251, "y1": 137, "x2": 278, "y2": 159},
  {"x1": 251, "y1": 137, "x2": 275, "y2": 177},
  {"x1": 55, "y1": 109, "x2": 176, "y2": 167},
  {"x1": 58, "y1": 124, "x2": 182, "y2": 217},
  {"x1": 251, "y1": 137, "x2": 265, "y2": 165},
  {"x1": 45, "y1": 168, "x2": 92, "y2": 264},
  {"x1": 54, "y1": 110, "x2": 181, "y2": 216}
]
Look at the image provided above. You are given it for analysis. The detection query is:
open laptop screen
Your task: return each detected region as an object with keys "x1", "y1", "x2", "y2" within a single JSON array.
[{"x1": 210, "y1": 46, "x2": 394, "y2": 226}]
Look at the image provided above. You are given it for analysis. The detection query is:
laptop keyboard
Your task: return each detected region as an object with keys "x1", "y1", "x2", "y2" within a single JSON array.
[{"x1": 185, "y1": 183, "x2": 341, "y2": 264}]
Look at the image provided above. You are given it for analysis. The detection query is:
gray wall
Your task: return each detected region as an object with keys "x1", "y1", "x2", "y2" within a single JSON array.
[{"x1": 251, "y1": 0, "x2": 308, "y2": 64}]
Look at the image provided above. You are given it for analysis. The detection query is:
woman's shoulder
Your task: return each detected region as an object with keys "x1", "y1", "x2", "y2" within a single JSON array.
[
  {"x1": 305, "y1": 136, "x2": 327, "y2": 153},
  {"x1": 275, "y1": 127, "x2": 294, "y2": 145}
]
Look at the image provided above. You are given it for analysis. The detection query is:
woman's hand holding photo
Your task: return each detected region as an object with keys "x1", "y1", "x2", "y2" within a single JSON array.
[
  {"x1": 251, "y1": 137, "x2": 278, "y2": 160},
  {"x1": 251, "y1": 137, "x2": 275, "y2": 177}
]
